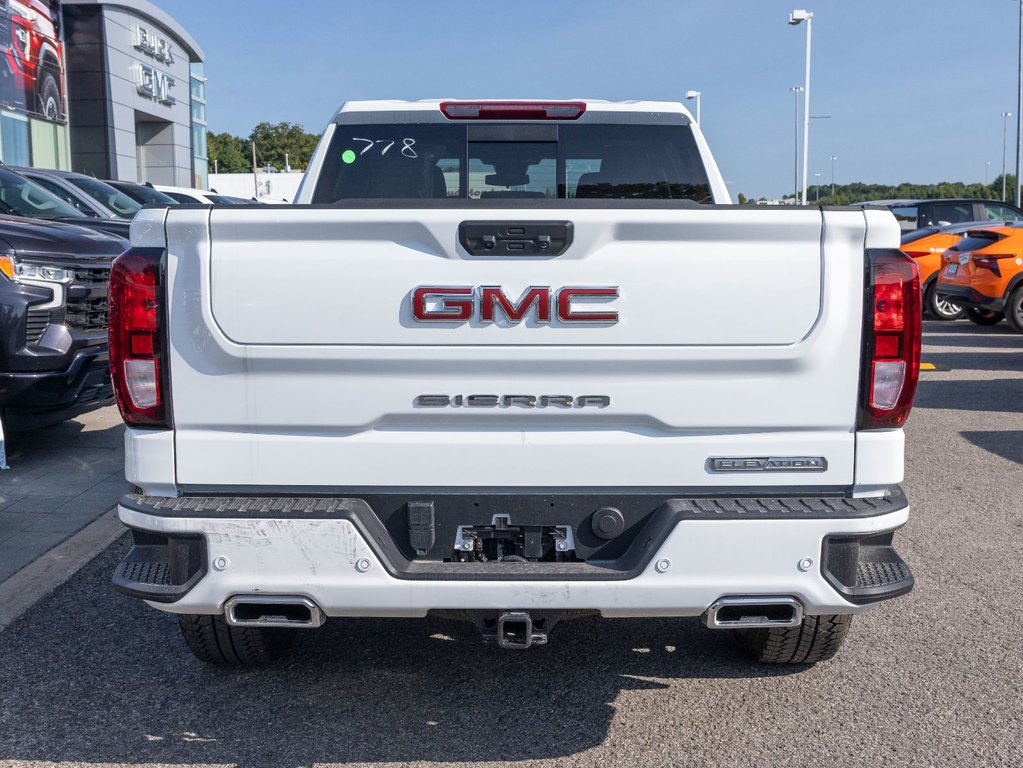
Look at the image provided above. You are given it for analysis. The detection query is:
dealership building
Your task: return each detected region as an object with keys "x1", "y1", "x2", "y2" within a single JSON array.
[{"x1": 0, "y1": 0, "x2": 207, "y2": 187}]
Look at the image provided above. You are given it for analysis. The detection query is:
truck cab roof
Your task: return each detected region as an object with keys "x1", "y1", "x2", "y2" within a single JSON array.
[{"x1": 331, "y1": 99, "x2": 695, "y2": 123}]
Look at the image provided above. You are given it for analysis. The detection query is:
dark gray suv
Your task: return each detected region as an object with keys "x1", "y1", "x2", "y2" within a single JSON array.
[{"x1": 856, "y1": 199, "x2": 1023, "y2": 232}]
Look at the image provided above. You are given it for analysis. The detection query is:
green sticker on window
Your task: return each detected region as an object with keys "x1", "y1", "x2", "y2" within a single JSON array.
[{"x1": 342, "y1": 149, "x2": 356, "y2": 164}]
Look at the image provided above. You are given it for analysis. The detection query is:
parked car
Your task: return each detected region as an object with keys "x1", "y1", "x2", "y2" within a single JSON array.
[
  {"x1": 153, "y1": 184, "x2": 252, "y2": 205},
  {"x1": 0, "y1": 215, "x2": 126, "y2": 430},
  {"x1": 11, "y1": 167, "x2": 142, "y2": 219},
  {"x1": 0, "y1": 165, "x2": 131, "y2": 238},
  {"x1": 857, "y1": 199, "x2": 1023, "y2": 232},
  {"x1": 103, "y1": 180, "x2": 179, "y2": 207},
  {"x1": 899, "y1": 221, "x2": 1013, "y2": 320},
  {"x1": 937, "y1": 224, "x2": 1023, "y2": 331}
]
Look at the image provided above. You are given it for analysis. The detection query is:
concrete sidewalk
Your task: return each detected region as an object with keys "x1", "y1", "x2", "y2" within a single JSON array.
[{"x1": 0, "y1": 405, "x2": 131, "y2": 584}]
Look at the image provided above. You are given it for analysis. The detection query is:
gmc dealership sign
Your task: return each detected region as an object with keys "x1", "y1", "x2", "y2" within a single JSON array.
[
  {"x1": 411, "y1": 286, "x2": 619, "y2": 324},
  {"x1": 136, "y1": 65, "x2": 175, "y2": 105}
]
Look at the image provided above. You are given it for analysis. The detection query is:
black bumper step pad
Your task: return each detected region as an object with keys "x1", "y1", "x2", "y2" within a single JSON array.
[
  {"x1": 857, "y1": 559, "x2": 911, "y2": 590},
  {"x1": 822, "y1": 530, "x2": 914, "y2": 604},
  {"x1": 112, "y1": 529, "x2": 206, "y2": 603}
]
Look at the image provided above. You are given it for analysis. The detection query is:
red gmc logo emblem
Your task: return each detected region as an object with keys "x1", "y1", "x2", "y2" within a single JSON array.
[{"x1": 412, "y1": 286, "x2": 619, "y2": 324}]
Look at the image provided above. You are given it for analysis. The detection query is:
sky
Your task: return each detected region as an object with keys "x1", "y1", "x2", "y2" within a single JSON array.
[{"x1": 153, "y1": 0, "x2": 1023, "y2": 200}]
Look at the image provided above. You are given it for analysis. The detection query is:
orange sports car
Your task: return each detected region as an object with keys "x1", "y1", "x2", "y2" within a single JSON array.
[
  {"x1": 936, "y1": 224, "x2": 1023, "y2": 331},
  {"x1": 900, "y1": 224, "x2": 985, "y2": 320}
]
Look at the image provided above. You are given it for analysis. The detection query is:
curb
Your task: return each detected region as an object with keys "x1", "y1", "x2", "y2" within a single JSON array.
[{"x1": 0, "y1": 508, "x2": 125, "y2": 633}]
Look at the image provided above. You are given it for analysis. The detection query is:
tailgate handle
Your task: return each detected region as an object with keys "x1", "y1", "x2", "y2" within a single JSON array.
[{"x1": 459, "y1": 221, "x2": 573, "y2": 257}]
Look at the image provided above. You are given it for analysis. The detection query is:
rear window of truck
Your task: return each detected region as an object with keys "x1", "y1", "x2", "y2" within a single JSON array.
[{"x1": 311, "y1": 123, "x2": 712, "y2": 203}]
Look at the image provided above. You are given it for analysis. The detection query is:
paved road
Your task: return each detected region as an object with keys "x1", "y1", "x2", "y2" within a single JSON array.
[{"x1": 0, "y1": 320, "x2": 1021, "y2": 768}]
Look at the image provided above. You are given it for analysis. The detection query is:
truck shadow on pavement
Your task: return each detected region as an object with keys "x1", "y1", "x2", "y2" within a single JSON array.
[
  {"x1": 0, "y1": 540, "x2": 807, "y2": 767},
  {"x1": 917, "y1": 348, "x2": 1023, "y2": 374},
  {"x1": 960, "y1": 430, "x2": 1023, "y2": 464},
  {"x1": 913, "y1": 378, "x2": 1023, "y2": 412}
]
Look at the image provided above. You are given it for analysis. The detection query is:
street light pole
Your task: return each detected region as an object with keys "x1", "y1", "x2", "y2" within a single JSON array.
[
  {"x1": 1003, "y1": 111, "x2": 1013, "y2": 202},
  {"x1": 1016, "y1": 0, "x2": 1022, "y2": 206},
  {"x1": 790, "y1": 85, "x2": 803, "y2": 204},
  {"x1": 829, "y1": 155, "x2": 837, "y2": 197},
  {"x1": 789, "y1": 10, "x2": 813, "y2": 207},
  {"x1": 251, "y1": 140, "x2": 258, "y2": 197},
  {"x1": 685, "y1": 90, "x2": 701, "y2": 124},
  {"x1": 814, "y1": 172, "x2": 822, "y2": 201}
]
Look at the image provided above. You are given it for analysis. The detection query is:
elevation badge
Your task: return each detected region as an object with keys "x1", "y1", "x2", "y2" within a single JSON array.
[{"x1": 707, "y1": 457, "x2": 828, "y2": 472}]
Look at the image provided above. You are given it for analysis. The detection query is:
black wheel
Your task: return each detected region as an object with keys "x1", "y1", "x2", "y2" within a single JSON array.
[
  {"x1": 36, "y1": 68, "x2": 61, "y2": 121},
  {"x1": 178, "y1": 614, "x2": 295, "y2": 665},
  {"x1": 1004, "y1": 284, "x2": 1023, "y2": 333},
  {"x1": 733, "y1": 614, "x2": 852, "y2": 664},
  {"x1": 965, "y1": 308, "x2": 1004, "y2": 326},
  {"x1": 925, "y1": 283, "x2": 964, "y2": 321}
]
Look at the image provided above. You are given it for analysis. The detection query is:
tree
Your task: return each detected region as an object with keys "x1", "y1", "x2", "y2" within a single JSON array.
[
  {"x1": 208, "y1": 132, "x2": 249, "y2": 173},
  {"x1": 806, "y1": 178, "x2": 1020, "y2": 207},
  {"x1": 248, "y1": 122, "x2": 319, "y2": 171},
  {"x1": 988, "y1": 174, "x2": 1018, "y2": 203}
]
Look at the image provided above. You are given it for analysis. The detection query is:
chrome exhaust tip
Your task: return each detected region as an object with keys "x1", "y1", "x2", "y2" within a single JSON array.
[
  {"x1": 224, "y1": 595, "x2": 325, "y2": 629},
  {"x1": 702, "y1": 596, "x2": 803, "y2": 629}
]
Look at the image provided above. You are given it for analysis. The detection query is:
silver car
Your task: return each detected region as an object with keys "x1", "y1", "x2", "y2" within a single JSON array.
[{"x1": 10, "y1": 167, "x2": 142, "y2": 220}]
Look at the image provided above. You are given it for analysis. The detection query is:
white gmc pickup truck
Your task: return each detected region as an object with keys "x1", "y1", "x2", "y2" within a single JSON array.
[{"x1": 110, "y1": 99, "x2": 919, "y2": 666}]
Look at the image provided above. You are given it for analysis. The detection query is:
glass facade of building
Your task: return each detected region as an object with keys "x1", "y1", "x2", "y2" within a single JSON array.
[{"x1": 190, "y1": 63, "x2": 208, "y2": 188}]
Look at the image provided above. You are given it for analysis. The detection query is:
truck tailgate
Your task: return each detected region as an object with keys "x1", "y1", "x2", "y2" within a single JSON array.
[{"x1": 161, "y1": 206, "x2": 868, "y2": 488}]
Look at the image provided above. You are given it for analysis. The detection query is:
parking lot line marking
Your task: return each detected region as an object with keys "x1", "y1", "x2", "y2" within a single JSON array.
[{"x1": 0, "y1": 508, "x2": 125, "y2": 633}]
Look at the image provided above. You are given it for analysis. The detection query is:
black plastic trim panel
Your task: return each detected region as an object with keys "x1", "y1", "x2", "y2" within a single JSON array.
[{"x1": 119, "y1": 488, "x2": 908, "y2": 584}]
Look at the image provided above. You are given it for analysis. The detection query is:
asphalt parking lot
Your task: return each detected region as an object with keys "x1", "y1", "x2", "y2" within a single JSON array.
[{"x1": 0, "y1": 319, "x2": 1020, "y2": 768}]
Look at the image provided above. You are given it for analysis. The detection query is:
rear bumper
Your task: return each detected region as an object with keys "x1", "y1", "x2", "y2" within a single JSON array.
[
  {"x1": 114, "y1": 489, "x2": 913, "y2": 618},
  {"x1": 935, "y1": 284, "x2": 1004, "y2": 313}
]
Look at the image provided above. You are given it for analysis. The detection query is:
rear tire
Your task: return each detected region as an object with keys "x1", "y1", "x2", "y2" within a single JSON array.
[
  {"x1": 965, "y1": 308, "x2": 1004, "y2": 326},
  {"x1": 178, "y1": 614, "x2": 295, "y2": 665},
  {"x1": 925, "y1": 284, "x2": 964, "y2": 321},
  {"x1": 1004, "y1": 285, "x2": 1023, "y2": 333},
  {"x1": 734, "y1": 614, "x2": 852, "y2": 664}
]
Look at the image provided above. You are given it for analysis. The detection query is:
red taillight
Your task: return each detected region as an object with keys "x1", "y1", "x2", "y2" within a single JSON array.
[
  {"x1": 108, "y1": 247, "x2": 169, "y2": 428},
  {"x1": 439, "y1": 101, "x2": 586, "y2": 120},
  {"x1": 972, "y1": 253, "x2": 1015, "y2": 276},
  {"x1": 860, "y1": 250, "x2": 921, "y2": 429}
]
